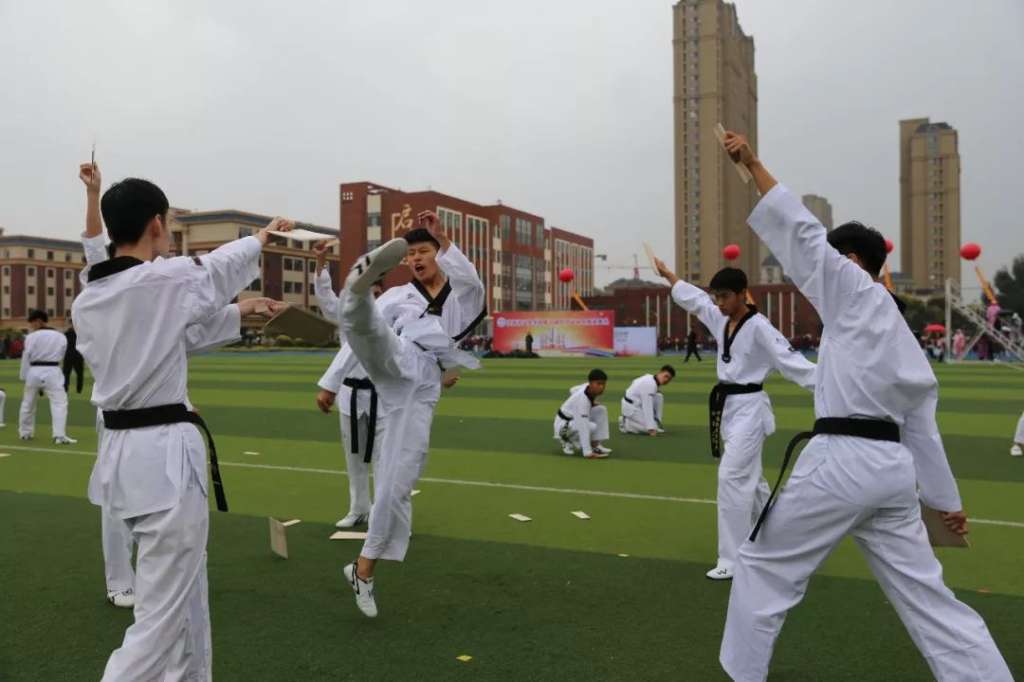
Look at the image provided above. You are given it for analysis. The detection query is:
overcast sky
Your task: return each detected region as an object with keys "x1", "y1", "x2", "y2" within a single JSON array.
[{"x1": 2, "y1": 0, "x2": 1022, "y2": 290}]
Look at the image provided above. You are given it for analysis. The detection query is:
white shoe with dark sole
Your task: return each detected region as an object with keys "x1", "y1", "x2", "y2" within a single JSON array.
[
  {"x1": 1011, "y1": 444, "x2": 1023, "y2": 457},
  {"x1": 345, "y1": 239, "x2": 409, "y2": 296}
]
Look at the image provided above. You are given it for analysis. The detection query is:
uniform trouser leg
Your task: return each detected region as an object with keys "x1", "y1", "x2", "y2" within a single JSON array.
[
  {"x1": 716, "y1": 428, "x2": 768, "y2": 570},
  {"x1": 340, "y1": 290, "x2": 404, "y2": 385},
  {"x1": 360, "y1": 407, "x2": 431, "y2": 562},
  {"x1": 100, "y1": 471, "x2": 210, "y2": 682},
  {"x1": 589, "y1": 405, "x2": 609, "y2": 441},
  {"x1": 42, "y1": 375, "x2": 68, "y2": 439},
  {"x1": 339, "y1": 412, "x2": 373, "y2": 517},
  {"x1": 19, "y1": 379, "x2": 39, "y2": 437},
  {"x1": 720, "y1": 466, "x2": 863, "y2": 681},
  {"x1": 1014, "y1": 411, "x2": 1024, "y2": 444},
  {"x1": 101, "y1": 506, "x2": 136, "y2": 594},
  {"x1": 653, "y1": 394, "x2": 664, "y2": 424},
  {"x1": 0, "y1": 388, "x2": 6, "y2": 424},
  {"x1": 851, "y1": 507, "x2": 1013, "y2": 681}
]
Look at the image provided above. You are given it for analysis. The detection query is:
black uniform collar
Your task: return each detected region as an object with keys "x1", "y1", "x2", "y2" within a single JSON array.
[
  {"x1": 722, "y1": 306, "x2": 758, "y2": 364},
  {"x1": 88, "y1": 256, "x2": 145, "y2": 282},
  {"x1": 412, "y1": 278, "x2": 452, "y2": 317}
]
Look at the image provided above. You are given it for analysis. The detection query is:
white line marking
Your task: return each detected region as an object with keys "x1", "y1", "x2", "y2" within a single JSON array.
[{"x1": 5, "y1": 444, "x2": 1024, "y2": 529}]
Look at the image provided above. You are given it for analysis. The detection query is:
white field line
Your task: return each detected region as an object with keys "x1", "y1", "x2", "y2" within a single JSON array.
[{"x1": 4, "y1": 444, "x2": 1023, "y2": 529}]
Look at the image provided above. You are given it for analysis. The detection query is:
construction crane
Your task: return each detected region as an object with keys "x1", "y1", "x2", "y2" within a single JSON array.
[{"x1": 595, "y1": 253, "x2": 655, "y2": 280}]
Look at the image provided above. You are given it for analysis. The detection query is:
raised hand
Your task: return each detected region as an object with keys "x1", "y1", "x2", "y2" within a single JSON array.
[
  {"x1": 417, "y1": 209, "x2": 450, "y2": 249},
  {"x1": 312, "y1": 240, "x2": 330, "y2": 271},
  {"x1": 257, "y1": 217, "x2": 295, "y2": 245},
  {"x1": 723, "y1": 132, "x2": 756, "y2": 166},
  {"x1": 653, "y1": 257, "x2": 679, "y2": 285},
  {"x1": 79, "y1": 162, "x2": 101, "y2": 194}
]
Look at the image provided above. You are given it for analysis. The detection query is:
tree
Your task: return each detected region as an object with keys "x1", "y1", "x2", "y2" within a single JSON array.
[{"x1": 993, "y1": 255, "x2": 1024, "y2": 318}]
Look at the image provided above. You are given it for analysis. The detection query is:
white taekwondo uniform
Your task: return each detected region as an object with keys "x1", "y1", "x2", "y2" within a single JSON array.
[
  {"x1": 620, "y1": 374, "x2": 664, "y2": 434},
  {"x1": 18, "y1": 327, "x2": 70, "y2": 439},
  {"x1": 719, "y1": 184, "x2": 1012, "y2": 682},
  {"x1": 553, "y1": 384, "x2": 610, "y2": 457},
  {"x1": 670, "y1": 279, "x2": 816, "y2": 573},
  {"x1": 73, "y1": 235, "x2": 262, "y2": 682}
]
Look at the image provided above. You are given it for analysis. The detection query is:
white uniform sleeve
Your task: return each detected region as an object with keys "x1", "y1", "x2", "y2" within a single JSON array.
[
  {"x1": 317, "y1": 344, "x2": 354, "y2": 393},
  {"x1": 640, "y1": 393, "x2": 657, "y2": 432},
  {"x1": 80, "y1": 232, "x2": 109, "y2": 286},
  {"x1": 185, "y1": 305, "x2": 242, "y2": 355},
  {"x1": 19, "y1": 333, "x2": 32, "y2": 380},
  {"x1": 314, "y1": 269, "x2": 340, "y2": 324},
  {"x1": 436, "y1": 242, "x2": 486, "y2": 338},
  {"x1": 670, "y1": 280, "x2": 727, "y2": 342},
  {"x1": 184, "y1": 236, "x2": 262, "y2": 324},
  {"x1": 902, "y1": 388, "x2": 962, "y2": 511},
  {"x1": 747, "y1": 184, "x2": 873, "y2": 326},
  {"x1": 757, "y1": 321, "x2": 816, "y2": 391}
]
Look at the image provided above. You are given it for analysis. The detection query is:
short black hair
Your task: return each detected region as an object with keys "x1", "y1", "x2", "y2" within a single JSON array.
[
  {"x1": 827, "y1": 221, "x2": 887, "y2": 277},
  {"x1": 660, "y1": 364, "x2": 676, "y2": 377},
  {"x1": 404, "y1": 227, "x2": 440, "y2": 250},
  {"x1": 101, "y1": 178, "x2": 169, "y2": 246},
  {"x1": 708, "y1": 267, "x2": 748, "y2": 293},
  {"x1": 27, "y1": 309, "x2": 48, "y2": 323},
  {"x1": 588, "y1": 368, "x2": 608, "y2": 382}
]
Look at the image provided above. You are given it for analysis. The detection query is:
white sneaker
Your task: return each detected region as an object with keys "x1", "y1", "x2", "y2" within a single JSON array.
[
  {"x1": 1011, "y1": 444, "x2": 1023, "y2": 457},
  {"x1": 345, "y1": 238, "x2": 408, "y2": 295},
  {"x1": 53, "y1": 436, "x2": 78, "y2": 445},
  {"x1": 343, "y1": 562, "x2": 378, "y2": 618},
  {"x1": 592, "y1": 444, "x2": 613, "y2": 455},
  {"x1": 705, "y1": 565, "x2": 734, "y2": 581},
  {"x1": 0, "y1": 423, "x2": 6, "y2": 428},
  {"x1": 107, "y1": 589, "x2": 135, "y2": 609},
  {"x1": 561, "y1": 441, "x2": 576, "y2": 456},
  {"x1": 583, "y1": 450, "x2": 609, "y2": 459},
  {"x1": 335, "y1": 512, "x2": 369, "y2": 529}
]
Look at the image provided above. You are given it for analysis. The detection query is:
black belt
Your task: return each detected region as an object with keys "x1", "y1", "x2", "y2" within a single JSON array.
[
  {"x1": 749, "y1": 417, "x2": 901, "y2": 541},
  {"x1": 30, "y1": 361, "x2": 60, "y2": 367},
  {"x1": 342, "y1": 377, "x2": 378, "y2": 463},
  {"x1": 708, "y1": 382, "x2": 763, "y2": 458},
  {"x1": 102, "y1": 404, "x2": 228, "y2": 512},
  {"x1": 557, "y1": 409, "x2": 573, "y2": 422}
]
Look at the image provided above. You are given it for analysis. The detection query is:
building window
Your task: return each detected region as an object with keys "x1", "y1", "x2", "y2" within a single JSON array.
[
  {"x1": 65, "y1": 288, "x2": 72, "y2": 297},
  {"x1": 283, "y1": 257, "x2": 292, "y2": 271},
  {"x1": 47, "y1": 251, "x2": 54, "y2": 261},
  {"x1": 368, "y1": 212, "x2": 382, "y2": 227},
  {"x1": 283, "y1": 281, "x2": 291, "y2": 294},
  {"x1": 64, "y1": 271, "x2": 72, "y2": 280},
  {"x1": 47, "y1": 287, "x2": 54, "y2": 295},
  {"x1": 308, "y1": 282, "x2": 315, "y2": 295},
  {"x1": 1, "y1": 266, "x2": 8, "y2": 275},
  {"x1": 65, "y1": 253, "x2": 72, "y2": 262},
  {"x1": 47, "y1": 268, "x2": 54, "y2": 278},
  {"x1": 247, "y1": 279, "x2": 262, "y2": 291},
  {"x1": 27, "y1": 249, "x2": 35, "y2": 258},
  {"x1": 500, "y1": 215, "x2": 511, "y2": 241},
  {"x1": 28, "y1": 286, "x2": 35, "y2": 294},
  {"x1": 27, "y1": 267, "x2": 35, "y2": 277},
  {"x1": 308, "y1": 260, "x2": 316, "y2": 273},
  {"x1": 47, "y1": 308, "x2": 54, "y2": 317}
]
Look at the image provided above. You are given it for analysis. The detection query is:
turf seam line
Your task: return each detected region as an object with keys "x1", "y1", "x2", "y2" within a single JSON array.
[{"x1": 7, "y1": 444, "x2": 1024, "y2": 529}]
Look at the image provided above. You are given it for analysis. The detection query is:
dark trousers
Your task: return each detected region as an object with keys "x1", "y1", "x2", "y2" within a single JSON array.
[
  {"x1": 684, "y1": 347, "x2": 701, "y2": 362},
  {"x1": 63, "y1": 357, "x2": 84, "y2": 394}
]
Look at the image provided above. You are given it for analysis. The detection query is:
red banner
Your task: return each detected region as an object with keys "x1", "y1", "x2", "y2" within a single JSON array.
[{"x1": 492, "y1": 311, "x2": 615, "y2": 356}]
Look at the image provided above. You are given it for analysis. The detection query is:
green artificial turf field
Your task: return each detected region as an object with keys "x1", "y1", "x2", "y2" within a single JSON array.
[{"x1": 2, "y1": 353, "x2": 1022, "y2": 680}]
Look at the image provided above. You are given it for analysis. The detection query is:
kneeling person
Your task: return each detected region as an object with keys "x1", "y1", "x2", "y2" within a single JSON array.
[
  {"x1": 554, "y1": 369, "x2": 612, "y2": 458},
  {"x1": 619, "y1": 365, "x2": 675, "y2": 435}
]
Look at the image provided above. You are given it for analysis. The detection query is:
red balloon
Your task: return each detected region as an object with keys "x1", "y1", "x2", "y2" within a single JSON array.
[
  {"x1": 884, "y1": 239, "x2": 894, "y2": 254},
  {"x1": 723, "y1": 244, "x2": 741, "y2": 261},
  {"x1": 558, "y1": 267, "x2": 575, "y2": 283},
  {"x1": 960, "y1": 243, "x2": 981, "y2": 261}
]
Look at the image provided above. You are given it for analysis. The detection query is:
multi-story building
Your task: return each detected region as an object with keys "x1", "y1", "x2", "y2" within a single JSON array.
[
  {"x1": 900, "y1": 118, "x2": 962, "y2": 291},
  {"x1": 0, "y1": 231, "x2": 86, "y2": 330},
  {"x1": 673, "y1": 0, "x2": 760, "y2": 284},
  {"x1": 801, "y1": 194, "x2": 834, "y2": 231},
  {"x1": 169, "y1": 209, "x2": 340, "y2": 323},
  {"x1": 339, "y1": 182, "x2": 594, "y2": 316}
]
